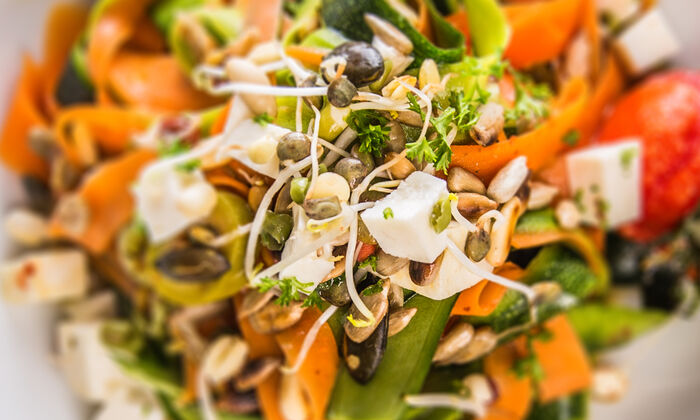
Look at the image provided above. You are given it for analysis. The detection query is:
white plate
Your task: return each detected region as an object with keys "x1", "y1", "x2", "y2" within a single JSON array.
[{"x1": 0, "y1": 0, "x2": 698, "y2": 419}]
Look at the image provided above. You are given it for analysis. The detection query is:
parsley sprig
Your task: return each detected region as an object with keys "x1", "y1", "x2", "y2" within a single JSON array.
[
  {"x1": 503, "y1": 69, "x2": 552, "y2": 137},
  {"x1": 405, "y1": 91, "x2": 484, "y2": 173},
  {"x1": 346, "y1": 110, "x2": 390, "y2": 157},
  {"x1": 257, "y1": 276, "x2": 322, "y2": 308}
]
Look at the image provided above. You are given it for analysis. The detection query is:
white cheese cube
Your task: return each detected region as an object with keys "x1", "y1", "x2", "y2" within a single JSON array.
[
  {"x1": 58, "y1": 322, "x2": 129, "y2": 402},
  {"x1": 1, "y1": 250, "x2": 89, "y2": 303},
  {"x1": 279, "y1": 253, "x2": 335, "y2": 287},
  {"x1": 134, "y1": 164, "x2": 217, "y2": 243},
  {"x1": 226, "y1": 119, "x2": 291, "y2": 178},
  {"x1": 566, "y1": 139, "x2": 642, "y2": 228},
  {"x1": 614, "y1": 9, "x2": 680, "y2": 76},
  {"x1": 390, "y1": 223, "x2": 492, "y2": 300},
  {"x1": 361, "y1": 172, "x2": 449, "y2": 263}
]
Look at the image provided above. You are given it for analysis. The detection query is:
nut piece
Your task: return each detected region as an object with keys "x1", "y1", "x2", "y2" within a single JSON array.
[
  {"x1": 555, "y1": 199, "x2": 582, "y2": 229},
  {"x1": 238, "y1": 288, "x2": 276, "y2": 319},
  {"x1": 448, "y1": 167, "x2": 486, "y2": 194},
  {"x1": 470, "y1": 103, "x2": 505, "y2": 147},
  {"x1": 226, "y1": 57, "x2": 277, "y2": 116},
  {"x1": 234, "y1": 357, "x2": 281, "y2": 391},
  {"x1": 364, "y1": 13, "x2": 414, "y2": 54},
  {"x1": 592, "y1": 366, "x2": 628, "y2": 403},
  {"x1": 54, "y1": 193, "x2": 90, "y2": 237},
  {"x1": 456, "y1": 192, "x2": 498, "y2": 219},
  {"x1": 344, "y1": 281, "x2": 390, "y2": 343},
  {"x1": 444, "y1": 327, "x2": 498, "y2": 365},
  {"x1": 486, "y1": 197, "x2": 524, "y2": 267},
  {"x1": 307, "y1": 172, "x2": 351, "y2": 202},
  {"x1": 418, "y1": 59, "x2": 440, "y2": 89},
  {"x1": 385, "y1": 152, "x2": 416, "y2": 179},
  {"x1": 487, "y1": 156, "x2": 530, "y2": 203},
  {"x1": 376, "y1": 249, "x2": 409, "y2": 277},
  {"x1": 462, "y1": 374, "x2": 495, "y2": 406},
  {"x1": 433, "y1": 322, "x2": 475, "y2": 363},
  {"x1": 408, "y1": 254, "x2": 443, "y2": 287},
  {"x1": 382, "y1": 75, "x2": 417, "y2": 101},
  {"x1": 201, "y1": 335, "x2": 249, "y2": 385},
  {"x1": 387, "y1": 307, "x2": 417, "y2": 337},
  {"x1": 249, "y1": 301, "x2": 305, "y2": 334},
  {"x1": 466, "y1": 228, "x2": 491, "y2": 262},
  {"x1": 3, "y1": 208, "x2": 49, "y2": 246},
  {"x1": 528, "y1": 182, "x2": 559, "y2": 210}
]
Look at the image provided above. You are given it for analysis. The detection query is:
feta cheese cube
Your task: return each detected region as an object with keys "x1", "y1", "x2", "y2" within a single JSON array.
[
  {"x1": 614, "y1": 9, "x2": 680, "y2": 76},
  {"x1": 361, "y1": 172, "x2": 449, "y2": 263},
  {"x1": 226, "y1": 119, "x2": 290, "y2": 178},
  {"x1": 390, "y1": 223, "x2": 493, "y2": 300},
  {"x1": 566, "y1": 139, "x2": 642, "y2": 228},
  {"x1": 1, "y1": 250, "x2": 89, "y2": 303},
  {"x1": 58, "y1": 321, "x2": 129, "y2": 402},
  {"x1": 279, "y1": 252, "x2": 335, "y2": 287},
  {"x1": 134, "y1": 164, "x2": 217, "y2": 243}
]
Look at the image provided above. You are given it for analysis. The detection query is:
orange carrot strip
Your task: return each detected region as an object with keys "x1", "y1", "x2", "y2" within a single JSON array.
[
  {"x1": 451, "y1": 263, "x2": 523, "y2": 317},
  {"x1": 107, "y1": 52, "x2": 223, "y2": 112},
  {"x1": 530, "y1": 315, "x2": 593, "y2": 403},
  {"x1": 41, "y1": 3, "x2": 89, "y2": 117},
  {"x1": 205, "y1": 173, "x2": 250, "y2": 198},
  {"x1": 49, "y1": 149, "x2": 156, "y2": 253},
  {"x1": 54, "y1": 106, "x2": 153, "y2": 165},
  {"x1": 481, "y1": 342, "x2": 533, "y2": 420},
  {"x1": 87, "y1": 0, "x2": 154, "y2": 104},
  {"x1": 126, "y1": 16, "x2": 168, "y2": 52},
  {"x1": 577, "y1": 54, "x2": 626, "y2": 144},
  {"x1": 211, "y1": 99, "x2": 233, "y2": 135},
  {"x1": 451, "y1": 77, "x2": 589, "y2": 183},
  {"x1": 445, "y1": 9, "x2": 471, "y2": 53},
  {"x1": 275, "y1": 308, "x2": 340, "y2": 420},
  {"x1": 0, "y1": 55, "x2": 49, "y2": 178},
  {"x1": 504, "y1": 0, "x2": 585, "y2": 69},
  {"x1": 284, "y1": 45, "x2": 328, "y2": 67},
  {"x1": 238, "y1": 0, "x2": 283, "y2": 42}
]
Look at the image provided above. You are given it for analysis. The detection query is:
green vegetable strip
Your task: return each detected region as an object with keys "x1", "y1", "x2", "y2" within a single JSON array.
[{"x1": 327, "y1": 294, "x2": 457, "y2": 420}]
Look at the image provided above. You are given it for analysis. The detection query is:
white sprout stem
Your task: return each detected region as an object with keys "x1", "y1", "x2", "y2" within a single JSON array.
[
  {"x1": 305, "y1": 106, "x2": 322, "y2": 200},
  {"x1": 370, "y1": 187, "x2": 396, "y2": 194},
  {"x1": 194, "y1": 64, "x2": 226, "y2": 78},
  {"x1": 279, "y1": 46, "x2": 314, "y2": 83},
  {"x1": 369, "y1": 179, "x2": 402, "y2": 192},
  {"x1": 446, "y1": 240, "x2": 536, "y2": 300},
  {"x1": 253, "y1": 227, "x2": 346, "y2": 284},
  {"x1": 397, "y1": 80, "x2": 432, "y2": 142},
  {"x1": 280, "y1": 305, "x2": 339, "y2": 374},
  {"x1": 349, "y1": 102, "x2": 410, "y2": 112},
  {"x1": 318, "y1": 138, "x2": 351, "y2": 158},
  {"x1": 356, "y1": 91, "x2": 407, "y2": 108},
  {"x1": 478, "y1": 209, "x2": 506, "y2": 230},
  {"x1": 295, "y1": 96, "x2": 303, "y2": 133},
  {"x1": 404, "y1": 394, "x2": 486, "y2": 418},
  {"x1": 450, "y1": 200, "x2": 478, "y2": 233},
  {"x1": 209, "y1": 223, "x2": 252, "y2": 248},
  {"x1": 245, "y1": 156, "x2": 312, "y2": 280},
  {"x1": 197, "y1": 371, "x2": 218, "y2": 420},
  {"x1": 349, "y1": 202, "x2": 375, "y2": 212},
  {"x1": 259, "y1": 60, "x2": 287, "y2": 73},
  {"x1": 322, "y1": 128, "x2": 357, "y2": 167},
  {"x1": 344, "y1": 217, "x2": 374, "y2": 320},
  {"x1": 351, "y1": 150, "x2": 408, "y2": 205},
  {"x1": 149, "y1": 133, "x2": 226, "y2": 174},
  {"x1": 211, "y1": 82, "x2": 328, "y2": 97}
]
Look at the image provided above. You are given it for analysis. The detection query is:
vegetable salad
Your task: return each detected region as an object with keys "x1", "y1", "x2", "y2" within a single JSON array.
[{"x1": 1, "y1": 1, "x2": 698, "y2": 420}]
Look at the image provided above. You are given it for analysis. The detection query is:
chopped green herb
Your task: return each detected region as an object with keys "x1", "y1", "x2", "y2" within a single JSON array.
[
  {"x1": 590, "y1": 183, "x2": 600, "y2": 193},
  {"x1": 383, "y1": 207, "x2": 394, "y2": 219},
  {"x1": 346, "y1": 110, "x2": 389, "y2": 157},
  {"x1": 362, "y1": 279, "x2": 384, "y2": 296},
  {"x1": 301, "y1": 289, "x2": 324, "y2": 309},
  {"x1": 620, "y1": 148, "x2": 638, "y2": 171},
  {"x1": 257, "y1": 276, "x2": 314, "y2": 306},
  {"x1": 573, "y1": 188, "x2": 586, "y2": 213},
  {"x1": 158, "y1": 139, "x2": 190, "y2": 157},
  {"x1": 176, "y1": 159, "x2": 201, "y2": 173},
  {"x1": 358, "y1": 255, "x2": 378, "y2": 271},
  {"x1": 253, "y1": 112, "x2": 274, "y2": 126},
  {"x1": 503, "y1": 69, "x2": 552, "y2": 137},
  {"x1": 562, "y1": 129, "x2": 580, "y2": 146}
]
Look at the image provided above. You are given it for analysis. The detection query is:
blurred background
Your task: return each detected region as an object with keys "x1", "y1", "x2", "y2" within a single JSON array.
[{"x1": 0, "y1": 0, "x2": 699, "y2": 419}]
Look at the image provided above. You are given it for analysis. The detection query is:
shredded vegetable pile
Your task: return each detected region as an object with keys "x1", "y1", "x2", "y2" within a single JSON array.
[{"x1": 1, "y1": 1, "x2": 699, "y2": 420}]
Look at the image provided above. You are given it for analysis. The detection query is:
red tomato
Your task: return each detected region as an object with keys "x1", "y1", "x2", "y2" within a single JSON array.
[{"x1": 599, "y1": 71, "x2": 700, "y2": 241}]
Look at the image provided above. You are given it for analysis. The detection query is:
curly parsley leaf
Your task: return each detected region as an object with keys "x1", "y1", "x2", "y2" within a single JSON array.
[
  {"x1": 347, "y1": 110, "x2": 390, "y2": 157},
  {"x1": 358, "y1": 255, "x2": 378, "y2": 271},
  {"x1": 362, "y1": 279, "x2": 384, "y2": 296},
  {"x1": 257, "y1": 276, "x2": 315, "y2": 306},
  {"x1": 301, "y1": 289, "x2": 324, "y2": 309},
  {"x1": 253, "y1": 112, "x2": 274, "y2": 126}
]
